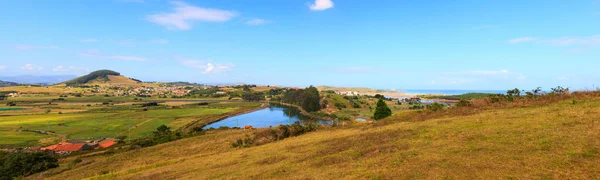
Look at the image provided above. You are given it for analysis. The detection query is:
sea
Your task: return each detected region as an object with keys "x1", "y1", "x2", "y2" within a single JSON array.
[{"x1": 401, "y1": 89, "x2": 506, "y2": 95}]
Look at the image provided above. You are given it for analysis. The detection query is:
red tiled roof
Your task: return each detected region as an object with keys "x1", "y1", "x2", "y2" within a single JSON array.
[
  {"x1": 99, "y1": 140, "x2": 116, "y2": 148},
  {"x1": 54, "y1": 143, "x2": 86, "y2": 152}
]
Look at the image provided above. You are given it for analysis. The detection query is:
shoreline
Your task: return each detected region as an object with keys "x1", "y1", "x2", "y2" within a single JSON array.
[
  {"x1": 270, "y1": 102, "x2": 337, "y2": 121},
  {"x1": 180, "y1": 103, "x2": 268, "y2": 133}
]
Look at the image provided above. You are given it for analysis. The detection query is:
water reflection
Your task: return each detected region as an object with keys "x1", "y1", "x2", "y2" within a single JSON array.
[{"x1": 204, "y1": 103, "x2": 330, "y2": 129}]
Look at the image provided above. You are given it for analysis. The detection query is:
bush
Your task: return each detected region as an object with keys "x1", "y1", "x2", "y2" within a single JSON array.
[
  {"x1": 426, "y1": 102, "x2": 445, "y2": 112},
  {"x1": 232, "y1": 123, "x2": 317, "y2": 148},
  {"x1": 0, "y1": 152, "x2": 59, "y2": 179},
  {"x1": 374, "y1": 99, "x2": 392, "y2": 120},
  {"x1": 456, "y1": 99, "x2": 472, "y2": 107},
  {"x1": 6, "y1": 102, "x2": 16, "y2": 106}
]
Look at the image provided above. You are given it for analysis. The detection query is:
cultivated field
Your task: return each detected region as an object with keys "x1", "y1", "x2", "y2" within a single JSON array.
[{"x1": 0, "y1": 100, "x2": 261, "y2": 148}]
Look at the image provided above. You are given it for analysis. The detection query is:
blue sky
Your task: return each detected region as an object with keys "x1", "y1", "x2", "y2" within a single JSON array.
[{"x1": 0, "y1": 0, "x2": 599, "y2": 90}]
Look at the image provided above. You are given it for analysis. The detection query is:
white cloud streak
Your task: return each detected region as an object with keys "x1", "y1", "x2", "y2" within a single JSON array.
[
  {"x1": 14, "y1": 45, "x2": 62, "y2": 51},
  {"x1": 309, "y1": 0, "x2": 334, "y2": 11},
  {"x1": 20, "y1": 64, "x2": 44, "y2": 71},
  {"x1": 80, "y1": 50, "x2": 149, "y2": 62},
  {"x1": 508, "y1": 37, "x2": 537, "y2": 44},
  {"x1": 146, "y1": 1, "x2": 237, "y2": 30},
  {"x1": 245, "y1": 18, "x2": 270, "y2": 26},
  {"x1": 53, "y1": 65, "x2": 90, "y2": 73},
  {"x1": 508, "y1": 35, "x2": 600, "y2": 46},
  {"x1": 180, "y1": 59, "x2": 235, "y2": 74},
  {"x1": 80, "y1": 38, "x2": 98, "y2": 43}
]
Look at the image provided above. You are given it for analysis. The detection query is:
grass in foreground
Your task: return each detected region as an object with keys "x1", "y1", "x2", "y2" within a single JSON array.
[{"x1": 37, "y1": 95, "x2": 600, "y2": 179}]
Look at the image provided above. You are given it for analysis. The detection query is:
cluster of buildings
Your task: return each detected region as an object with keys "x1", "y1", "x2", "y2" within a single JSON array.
[
  {"x1": 336, "y1": 91, "x2": 360, "y2": 96},
  {"x1": 40, "y1": 138, "x2": 116, "y2": 155}
]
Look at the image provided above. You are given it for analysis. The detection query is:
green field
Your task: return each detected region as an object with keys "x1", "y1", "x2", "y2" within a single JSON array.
[{"x1": 0, "y1": 101, "x2": 261, "y2": 148}]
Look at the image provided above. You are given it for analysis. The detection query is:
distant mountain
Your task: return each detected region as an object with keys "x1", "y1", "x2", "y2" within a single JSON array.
[
  {"x1": 62, "y1": 70, "x2": 144, "y2": 87},
  {"x1": 0, "y1": 75, "x2": 76, "y2": 85},
  {"x1": 0, "y1": 80, "x2": 21, "y2": 87}
]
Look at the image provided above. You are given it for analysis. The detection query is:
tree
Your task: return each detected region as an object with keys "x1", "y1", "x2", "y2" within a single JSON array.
[
  {"x1": 301, "y1": 86, "x2": 321, "y2": 112},
  {"x1": 374, "y1": 99, "x2": 392, "y2": 120},
  {"x1": 0, "y1": 152, "x2": 58, "y2": 179}
]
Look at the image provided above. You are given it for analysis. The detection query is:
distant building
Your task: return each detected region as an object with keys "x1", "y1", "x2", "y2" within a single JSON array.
[{"x1": 42, "y1": 142, "x2": 94, "y2": 154}]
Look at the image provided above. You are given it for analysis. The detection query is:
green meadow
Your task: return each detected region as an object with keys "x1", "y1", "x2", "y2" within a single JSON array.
[{"x1": 0, "y1": 100, "x2": 261, "y2": 148}]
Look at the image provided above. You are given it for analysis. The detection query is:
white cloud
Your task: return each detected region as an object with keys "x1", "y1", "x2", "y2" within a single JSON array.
[
  {"x1": 53, "y1": 65, "x2": 90, "y2": 73},
  {"x1": 20, "y1": 64, "x2": 44, "y2": 71},
  {"x1": 507, "y1": 35, "x2": 600, "y2": 47},
  {"x1": 542, "y1": 35, "x2": 600, "y2": 46},
  {"x1": 80, "y1": 50, "x2": 148, "y2": 62},
  {"x1": 0, "y1": 66, "x2": 5, "y2": 70},
  {"x1": 146, "y1": 1, "x2": 237, "y2": 30},
  {"x1": 245, "y1": 18, "x2": 270, "y2": 26},
  {"x1": 80, "y1": 38, "x2": 98, "y2": 43},
  {"x1": 309, "y1": 0, "x2": 334, "y2": 11},
  {"x1": 180, "y1": 59, "x2": 234, "y2": 74},
  {"x1": 14, "y1": 45, "x2": 62, "y2": 51},
  {"x1": 508, "y1": 37, "x2": 537, "y2": 44}
]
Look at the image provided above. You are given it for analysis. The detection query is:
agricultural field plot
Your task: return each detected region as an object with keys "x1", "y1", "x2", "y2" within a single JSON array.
[{"x1": 0, "y1": 101, "x2": 260, "y2": 148}]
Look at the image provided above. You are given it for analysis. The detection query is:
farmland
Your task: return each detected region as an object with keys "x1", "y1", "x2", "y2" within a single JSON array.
[{"x1": 0, "y1": 99, "x2": 262, "y2": 148}]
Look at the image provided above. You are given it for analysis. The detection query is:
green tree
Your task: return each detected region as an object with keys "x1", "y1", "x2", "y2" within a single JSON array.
[
  {"x1": 374, "y1": 99, "x2": 392, "y2": 120},
  {"x1": 301, "y1": 86, "x2": 321, "y2": 112},
  {"x1": 0, "y1": 152, "x2": 58, "y2": 179}
]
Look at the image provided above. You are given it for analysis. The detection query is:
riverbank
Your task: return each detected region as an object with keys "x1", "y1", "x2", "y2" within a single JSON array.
[
  {"x1": 180, "y1": 103, "x2": 268, "y2": 133},
  {"x1": 269, "y1": 102, "x2": 337, "y2": 121}
]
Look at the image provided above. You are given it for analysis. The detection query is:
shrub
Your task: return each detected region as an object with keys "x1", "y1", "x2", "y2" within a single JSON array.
[
  {"x1": 6, "y1": 102, "x2": 16, "y2": 106},
  {"x1": 456, "y1": 99, "x2": 472, "y2": 107},
  {"x1": 0, "y1": 152, "x2": 59, "y2": 179},
  {"x1": 374, "y1": 99, "x2": 392, "y2": 120},
  {"x1": 426, "y1": 102, "x2": 445, "y2": 112}
]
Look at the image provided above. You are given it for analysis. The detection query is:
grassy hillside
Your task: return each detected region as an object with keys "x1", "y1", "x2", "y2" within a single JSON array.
[
  {"x1": 63, "y1": 70, "x2": 121, "y2": 86},
  {"x1": 37, "y1": 94, "x2": 600, "y2": 179}
]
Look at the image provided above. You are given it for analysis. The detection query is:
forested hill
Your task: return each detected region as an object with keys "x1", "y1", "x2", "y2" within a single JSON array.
[
  {"x1": 62, "y1": 70, "x2": 121, "y2": 86},
  {"x1": 0, "y1": 80, "x2": 20, "y2": 87}
]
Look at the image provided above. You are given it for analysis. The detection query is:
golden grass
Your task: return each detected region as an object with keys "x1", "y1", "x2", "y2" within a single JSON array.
[{"x1": 36, "y1": 94, "x2": 600, "y2": 179}]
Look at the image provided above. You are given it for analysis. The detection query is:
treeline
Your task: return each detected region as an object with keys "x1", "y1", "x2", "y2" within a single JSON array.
[{"x1": 280, "y1": 86, "x2": 321, "y2": 112}]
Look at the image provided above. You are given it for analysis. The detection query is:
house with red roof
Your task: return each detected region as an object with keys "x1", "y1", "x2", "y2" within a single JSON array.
[
  {"x1": 42, "y1": 142, "x2": 93, "y2": 154},
  {"x1": 98, "y1": 138, "x2": 116, "y2": 149}
]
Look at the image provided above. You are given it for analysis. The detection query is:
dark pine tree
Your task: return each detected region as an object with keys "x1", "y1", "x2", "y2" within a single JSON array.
[{"x1": 374, "y1": 98, "x2": 392, "y2": 120}]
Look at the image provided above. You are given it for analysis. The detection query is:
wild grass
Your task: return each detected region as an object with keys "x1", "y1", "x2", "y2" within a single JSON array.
[{"x1": 36, "y1": 91, "x2": 600, "y2": 179}]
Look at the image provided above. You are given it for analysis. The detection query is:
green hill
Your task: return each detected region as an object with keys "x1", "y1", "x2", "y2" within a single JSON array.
[{"x1": 62, "y1": 70, "x2": 121, "y2": 86}]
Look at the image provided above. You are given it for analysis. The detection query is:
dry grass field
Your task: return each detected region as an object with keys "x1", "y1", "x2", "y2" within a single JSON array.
[{"x1": 36, "y1": 94, "x2": 600, "y2": 179}]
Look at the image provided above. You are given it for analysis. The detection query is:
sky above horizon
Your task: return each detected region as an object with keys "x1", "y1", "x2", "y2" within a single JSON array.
[{"x1": 1, "y1": 0, "x2": 599, "y2": 90}]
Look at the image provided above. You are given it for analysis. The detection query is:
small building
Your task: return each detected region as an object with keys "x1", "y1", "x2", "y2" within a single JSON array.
[
  {"x1": 98, "y1": 138, "x2": 116, "y2": 149},
  {"x1": 42, "y1": 142, "x2": 93, "y2": 154}
]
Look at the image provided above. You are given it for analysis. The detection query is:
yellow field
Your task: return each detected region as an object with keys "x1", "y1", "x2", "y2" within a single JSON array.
[{"x1": 37, "y1": 97, "x2": 600, "y2": 179}]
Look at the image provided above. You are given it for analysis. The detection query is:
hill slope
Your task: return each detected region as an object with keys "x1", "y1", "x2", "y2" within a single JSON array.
[
  {"x1": 60, "y1": 70, "x2": 151, "y2": 87},
  {"x1": 62, "y1": 70, "x2": 121, "y2": 86},
  {"x1": 39, "y1": 97, "x2": 600, "y2": 179},
  {"x1": 0, "y1": 80, "x2": 20, "y2": 87}
]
